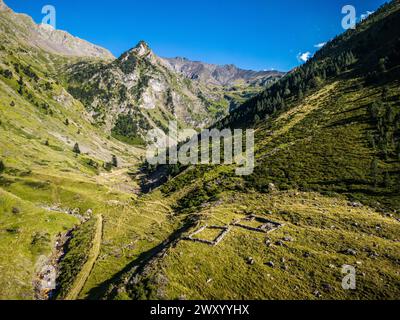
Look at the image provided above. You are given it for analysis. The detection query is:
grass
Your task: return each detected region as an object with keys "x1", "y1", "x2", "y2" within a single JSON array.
[
  {"x1": 141, "y1": 191, "x2": 400, "y2": 300},
  {"x1": 108, "y1": 65, "x2": 400, "y2": 300},
  {"x1": 0, "y1": 22, "x2": 144, "y2": 300},
  {"x1": 191, "y1": 226, "x2": 226, "y2": 242},
  {"x1": 0, "y1": 188, "x2": 77, "y2": 299}
]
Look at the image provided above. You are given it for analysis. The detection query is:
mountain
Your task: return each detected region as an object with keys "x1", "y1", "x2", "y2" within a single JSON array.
[
  {"x1": 0, "y1": 0, "x2": 113, "y2": 60},
  {"x1": 0, "y1": 1, "x2": 281, "y2": 299},
  {"x1": 65, "y1": 41, "x2": 223, "y2": 142},
  {"x1": 66, "y1": 41, "x2": 284, "y2": 143},
  {"x1": 1, "y1": 1, "x2": 283, "y2": 145},
  {"x1": 96, "y1": 1, "x2": 400, "y2": 300},
  {"x1": 163, "y1": 56, "x2": 283, "y2": 87}
]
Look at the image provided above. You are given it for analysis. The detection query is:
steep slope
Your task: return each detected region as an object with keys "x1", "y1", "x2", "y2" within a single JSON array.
[
  {"x1": 1, "y1": 0, "x2": 399, "y2": 302},
  {"x1": 0, "y1": 2, "x2": 142, "y2": 299},
  {"x1": 0, "y1": 0, "x2": 113, "y2": 60},
  {"x1": 92, "y1": 1, "x2": 400, "y2": 300}
]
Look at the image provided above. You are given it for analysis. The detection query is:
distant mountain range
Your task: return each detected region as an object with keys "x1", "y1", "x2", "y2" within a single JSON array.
[{"x1": 163, "y1": 56, "x2": 284, "y2": 87}]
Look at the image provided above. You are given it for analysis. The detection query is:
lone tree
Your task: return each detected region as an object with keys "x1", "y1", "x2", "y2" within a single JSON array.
[
  {"x1": 0, "y1": 160, "x2": 5, "y2": 173},
  {"x1": 112, "y1": 155, "x2": 118, "y2": 167},
  {"x1": 73, "y1": 143, "x2": 81, "y2": 154}
]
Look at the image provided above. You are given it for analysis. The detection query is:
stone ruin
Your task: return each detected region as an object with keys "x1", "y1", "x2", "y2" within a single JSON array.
[
  {"x1": 184, "y1": 225, "x2": 231, "y2": 246},
  {"x1": 232, "y1": 215, "x2": 283, "y2": 234},
  {"x1": 183, "y1": 214, "x2": 284, "y2": 246}
]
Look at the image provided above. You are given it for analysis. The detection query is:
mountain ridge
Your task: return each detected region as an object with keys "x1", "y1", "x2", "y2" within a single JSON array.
[
  {"x1": 163, "y1": 56, "x2": 284, "y2": 86},
  {"x1": 0, "y1": 0, "x2": 114, "y2": 60}
]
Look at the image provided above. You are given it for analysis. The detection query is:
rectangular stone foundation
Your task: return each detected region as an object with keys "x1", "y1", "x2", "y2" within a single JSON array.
[
  {"x1": 184, "y1": 225, "x2": 231, "y2": 246},
  {"x1": 232, "y1": 215, "x2": 283, "y2": 233}
]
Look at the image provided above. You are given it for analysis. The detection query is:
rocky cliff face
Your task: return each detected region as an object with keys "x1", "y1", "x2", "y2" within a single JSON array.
[{"x1": 33, "y1": 24, "x2": 114, "y2": 60}]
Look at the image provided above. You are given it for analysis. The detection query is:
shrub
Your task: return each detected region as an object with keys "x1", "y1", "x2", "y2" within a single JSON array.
[
  {"x1": 104, "y1": 162, "x2": 112, "y2": 171},
  {"x1": 73, "y1": 143, "x2": 81, "y2": 154},
  {"x1": 112, "y1": 155, "x2": 118, "y2": 167}
]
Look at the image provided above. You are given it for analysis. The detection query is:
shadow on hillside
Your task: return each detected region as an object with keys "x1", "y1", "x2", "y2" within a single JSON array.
[
  {"x1": 325, "y1": 114, "x2": 369, "y2": 128},
  {"x1": 84, "y1": 218, "x2": 196, "y2": 300},
  {"x1": 310, "y1": 179, "x2": 396, "y2": 197},
  {"x1": 140, "y1": 165, "x2": 170, "y2": 194}
]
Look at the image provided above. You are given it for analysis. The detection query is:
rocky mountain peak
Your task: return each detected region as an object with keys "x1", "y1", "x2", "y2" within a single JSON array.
[
  {"x1": 124, "y1": 40, "x2": 152, "y2": 58},
  {"x1": 135, "y1": 40, "x2": 150, "y2": 53},
  {"x1": 117, "y1": 40, "x2": 159, "y2": 71}
]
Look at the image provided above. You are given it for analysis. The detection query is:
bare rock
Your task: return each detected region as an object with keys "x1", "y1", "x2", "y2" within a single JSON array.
[{"x1": 342, "y1": 248, "x2": 357, "y2": 256}]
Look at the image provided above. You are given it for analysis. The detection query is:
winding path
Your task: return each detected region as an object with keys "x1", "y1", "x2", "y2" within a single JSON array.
[{"x1": 64, "y1": 214, "x2": 103, "y2": 300}]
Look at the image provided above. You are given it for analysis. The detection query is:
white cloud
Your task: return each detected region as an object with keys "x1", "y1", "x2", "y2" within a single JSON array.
[
  {"x1": 314, "y1": 42, "x2": 326, "y2": 49},
  {"x1": 297, "y1": 52, "x2": 312, "y2": 63},
  {"x1": 360, "y1": 11, "x2": 374, "y2": 21}
]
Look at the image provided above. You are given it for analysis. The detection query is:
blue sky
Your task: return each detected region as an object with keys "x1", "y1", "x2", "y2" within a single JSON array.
[{"x1": 5, "y1": 0, "x2": 388, "y2": 71}]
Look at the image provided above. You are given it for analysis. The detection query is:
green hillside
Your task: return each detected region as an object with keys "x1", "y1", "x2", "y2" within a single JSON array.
[
  {"x1": 0, "y1": 5, "x2": 144, "y2": 299},
  {"x1": 0, "y1": 0, "x2": 399, "y2": 301}
]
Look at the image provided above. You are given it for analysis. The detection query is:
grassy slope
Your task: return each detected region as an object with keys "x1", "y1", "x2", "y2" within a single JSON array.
[
  {"x1": 105, "y1": 75, "x2": 400, "y2": 300},
  {"x1": 64, "y1": 215, "x2": 103, "y2": 300},
  {"x1": 97, "y1": 3, "x2": 400, "y2": 300},
  {"x1": 160, "y1": 191, "x2": 399, "y2": 300},
  {"x1": 0, "y1": 188, "x2": 77, "y2": 299}
]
